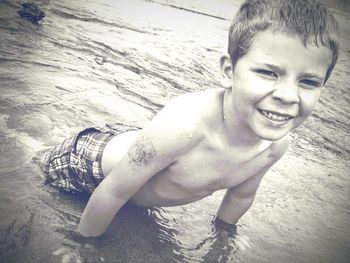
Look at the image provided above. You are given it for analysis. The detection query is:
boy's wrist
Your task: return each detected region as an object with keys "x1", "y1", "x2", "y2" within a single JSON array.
[
  {"x1": 213, "y1": 217, "x2": 237, "y2": 236},
  {"x1": 55, "y1": 227, "x2": 100, "y2": 247},
  {"x1": 64, "y1": 228, "x2": 100, "y2": 246}
]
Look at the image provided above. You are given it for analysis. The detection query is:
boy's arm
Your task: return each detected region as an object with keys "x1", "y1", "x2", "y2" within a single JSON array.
[
  {"x1": 216, "y1": 140, "x2": 288, "y2": 226},
  {"x1": 78, "y1": 96, "x2": 201, "y2": 237},
  {"x1": 78, "y1": 131, "x2": 172, "y2": 237},
  {"x1": 216, "y1": 167, "x2": 268, "y2": 225}
]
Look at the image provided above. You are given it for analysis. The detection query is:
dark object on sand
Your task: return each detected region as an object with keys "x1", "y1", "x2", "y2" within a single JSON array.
[{"x1": 18, "y1": 2, "x2": 45, "y2": 24}]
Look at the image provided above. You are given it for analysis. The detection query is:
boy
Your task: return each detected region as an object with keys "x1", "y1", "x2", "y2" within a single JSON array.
[{"x1": 40, "y1": 0, "x2": 339, "y2": 237}]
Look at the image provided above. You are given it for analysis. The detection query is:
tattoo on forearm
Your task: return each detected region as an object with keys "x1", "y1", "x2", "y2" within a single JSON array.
[{"x1": 128, "y1": 135, "x2": 156, "y2": 169}]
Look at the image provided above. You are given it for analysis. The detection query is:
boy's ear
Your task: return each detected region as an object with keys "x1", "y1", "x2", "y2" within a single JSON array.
[{"x1": 220, "y1": 54, "x2": 233, "y2": 89}]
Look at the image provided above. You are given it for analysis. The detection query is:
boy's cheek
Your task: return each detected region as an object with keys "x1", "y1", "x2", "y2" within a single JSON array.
[
  {"x1": 298, "y1": 94, "x2": 321, "y2": 121},
  {"x1": 301, "y1": 89, "x2": 321, "y2": 108}
]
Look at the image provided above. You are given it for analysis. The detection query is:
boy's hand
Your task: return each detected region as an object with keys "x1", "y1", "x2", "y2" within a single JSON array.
[
  {"x1": 53, "y1": 245, "x2": 84, "y2": 263},
  {"x1": 53, "y1": 228, "x2": 105, "y2": 263},
  {"x1": 213, "y1": 217, "x2": 251, "y2": 250},
  {"x1": 204, "y1": 217, "x2": 251, "y2": 262}
]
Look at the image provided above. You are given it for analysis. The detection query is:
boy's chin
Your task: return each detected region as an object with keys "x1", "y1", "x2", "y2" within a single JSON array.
[
  {"x1": 255, "y1": 129, "x2": 291, "y2": 141},
  {"x1": 253, "y1": 118, "x2": 301, "y2": 141}
]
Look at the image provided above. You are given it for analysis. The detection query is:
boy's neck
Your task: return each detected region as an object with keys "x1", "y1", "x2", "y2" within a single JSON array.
[{"x1": 222, "y1": 121, "x2": 271, "y2": 151}]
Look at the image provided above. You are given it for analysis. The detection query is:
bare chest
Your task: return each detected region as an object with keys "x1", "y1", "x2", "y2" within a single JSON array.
[{"x1": 155, "y1": 141, "x2": 274, "y2": 194}]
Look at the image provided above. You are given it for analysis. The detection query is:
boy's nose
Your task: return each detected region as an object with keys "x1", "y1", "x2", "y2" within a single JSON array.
[{"x1": 271, "y1": 81, "x2": 300, "y2": 104}]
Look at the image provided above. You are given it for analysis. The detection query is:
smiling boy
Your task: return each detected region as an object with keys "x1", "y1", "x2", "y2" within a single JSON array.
[{"x1": 40, "y1": 0, "x2": 339, "y2": 237}]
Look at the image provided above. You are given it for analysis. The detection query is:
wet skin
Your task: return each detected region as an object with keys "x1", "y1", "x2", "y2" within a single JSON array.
[
  {"x1": 79, "y1": 29, "x2": 332, "y2": 236},
  {"x1": 102, "y1": 29, "x2": 332, "y2": 207},
  {"x1": 102, "y1": 91, "x2": 280, "y2": 207}
]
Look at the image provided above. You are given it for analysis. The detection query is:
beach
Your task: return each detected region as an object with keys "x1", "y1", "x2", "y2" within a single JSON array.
[{"x1": 0, "y1": 0, "x2": 349, "y2": 262}]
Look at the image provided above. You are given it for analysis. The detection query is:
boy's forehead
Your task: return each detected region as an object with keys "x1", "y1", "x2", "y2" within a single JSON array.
[{"x1": 245, "y1": 29, "x2": 332, "y2": 72}]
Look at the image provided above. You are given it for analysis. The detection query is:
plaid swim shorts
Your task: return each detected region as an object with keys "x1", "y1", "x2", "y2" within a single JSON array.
[{"x1": 40, "y1": 123, "x2": 140, "y2": 194}]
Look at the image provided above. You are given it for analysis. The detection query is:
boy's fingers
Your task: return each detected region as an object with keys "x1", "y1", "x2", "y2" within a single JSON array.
[
  {"x1": 235, "y1": 239, "x2": 246, "y2": 250},
  {"x1": 239, "y1": 235, "x2": 251, "y2": 248},
  {"x1": 53, "y1": 246, "x2": 71, "y2": 256},
  {"x1": 53, "y1": 246, "x2": 84, "y2": 263},
  {"x1": 234, "y1": 235, "x2": 251, "y2": 250}
]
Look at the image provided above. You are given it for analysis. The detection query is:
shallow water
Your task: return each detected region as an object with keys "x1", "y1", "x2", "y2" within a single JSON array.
[{"x1": 0, "y1": 0, "x2": 349, "y2": 262}]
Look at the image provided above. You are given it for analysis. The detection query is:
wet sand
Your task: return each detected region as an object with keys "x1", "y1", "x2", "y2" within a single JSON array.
[{"x1": 0, "y1": 0, "x2": 349, "y2": 262}]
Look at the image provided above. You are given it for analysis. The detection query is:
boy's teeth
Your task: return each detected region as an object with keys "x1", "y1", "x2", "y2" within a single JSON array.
[{"x1": 261, "y1": 110, "x2": 291, "y2": 121}]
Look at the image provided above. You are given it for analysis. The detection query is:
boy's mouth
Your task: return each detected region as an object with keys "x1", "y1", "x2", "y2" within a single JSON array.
[{"x1": 258, "y1": 109, "x2": 293, "y2": 122}]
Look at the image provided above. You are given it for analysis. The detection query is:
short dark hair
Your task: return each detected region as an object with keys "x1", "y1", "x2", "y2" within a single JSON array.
[{"x1": 228, "y1": 0, "x2": 339, "y2": 82}]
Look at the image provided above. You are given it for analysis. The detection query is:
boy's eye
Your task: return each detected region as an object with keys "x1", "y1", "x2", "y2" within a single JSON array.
[
  {"x1": 299, "y1": 79, "x2": 321, "y2": 88},
  {"x1": 255, "y1": 69, "x2": 277, "y2": 79}
]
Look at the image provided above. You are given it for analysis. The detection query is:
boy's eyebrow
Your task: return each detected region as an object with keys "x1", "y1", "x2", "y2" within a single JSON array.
[
  {"x1": 256, "y1": 63, "x2": 284, "y2": 74},
  {"x1": 299, "y1": 73, "x2": 324, "y2": 81}
]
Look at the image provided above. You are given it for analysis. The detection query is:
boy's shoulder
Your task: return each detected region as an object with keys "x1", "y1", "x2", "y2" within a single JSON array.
[
  {"x1": 166, "y1": 89, "x2": 224, "y2": 122},
  {"x1": 149, "y1": 88, "x2": 224, "y2": 142},
  {"x1": 139, "y1": 89, "x2": 223, "y2": 158},
  {"x1": 169, "y1": 89, "x2": 223, "y2": 106}
]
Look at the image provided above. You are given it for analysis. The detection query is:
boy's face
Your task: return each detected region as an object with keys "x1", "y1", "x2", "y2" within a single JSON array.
[{"x1": 222, "y1": 29, "x2": 332, "y2": 141}]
